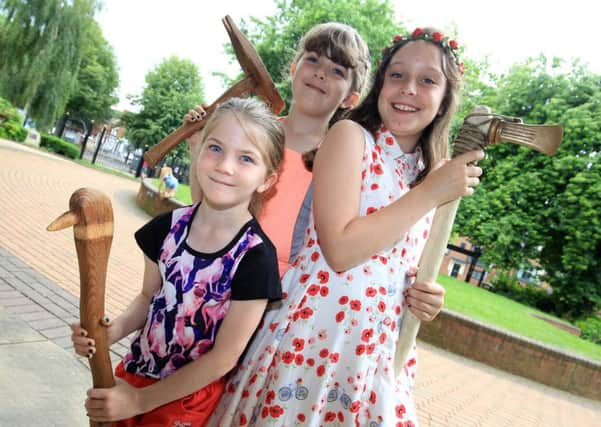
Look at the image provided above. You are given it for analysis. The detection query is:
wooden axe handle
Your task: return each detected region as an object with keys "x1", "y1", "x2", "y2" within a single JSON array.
[
  {"x1": 143, "y1": 77, "x2": 255, "y2": 166},
  {"x1": 394, "y1": 199, "x2": 461, "y2": 375}
]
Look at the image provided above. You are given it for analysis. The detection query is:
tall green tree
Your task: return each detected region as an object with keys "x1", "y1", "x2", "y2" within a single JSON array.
[
  {"x1": 64, "y1": 19, "x2": 119, "y2": 128},
  {"x1": 455, "y1": 56, "x2": 601, "y2": 317},
  {"x1": 121, "y1": 56, "x2": 204, "y2": 161},
  {"x1": 0, "y1": 0, "x2": 97, "y2": 128},
  {"x1": 229, "y1": 0, "x2": 401, "y2": 110}
]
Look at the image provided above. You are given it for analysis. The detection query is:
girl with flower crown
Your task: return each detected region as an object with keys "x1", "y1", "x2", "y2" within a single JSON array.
[{"x1": 209, "y1": 28, "x2": 483, "y2": 426}]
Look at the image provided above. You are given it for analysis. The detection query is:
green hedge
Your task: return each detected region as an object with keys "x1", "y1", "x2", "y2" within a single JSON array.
[
  {"x1": 0, "y1": 97, "x2": 27, "y2": 142},
  {"x1": 40, "y1": 134, "x2": 79, "y2": 159},
  {"x1": 575, "y1": 316, "x2": 601, "y2": 345},
  {"x1": 490, "y1": 271, "x2": 554, "y2": 312}
]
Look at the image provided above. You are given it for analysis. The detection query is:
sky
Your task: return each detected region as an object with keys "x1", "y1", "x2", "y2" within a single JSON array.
[{"x1": 96, "y1": 0, "x2": 599, "y2": 111}]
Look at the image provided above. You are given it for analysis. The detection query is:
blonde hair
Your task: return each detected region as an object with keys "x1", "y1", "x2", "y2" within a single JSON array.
[
  {"x1": 198, "y1": 97, "x2": 285, "y2": 217},
  {"x1": 349, "y1": 27, "x2": 463, "y2": 184}
]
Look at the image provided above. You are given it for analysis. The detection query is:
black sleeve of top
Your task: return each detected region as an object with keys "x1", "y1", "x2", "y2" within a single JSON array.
[
  {"x1": 230, "y1": 244, "x2": 282, "y2": 302},
  {"x1": 134, "y1": 211, "x2": 173, "y2": 263}
]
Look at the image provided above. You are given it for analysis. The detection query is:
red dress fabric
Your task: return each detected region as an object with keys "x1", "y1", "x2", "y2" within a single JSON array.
[{"x1": 112, "y1": 362, "x2": 225, "y2": 427}]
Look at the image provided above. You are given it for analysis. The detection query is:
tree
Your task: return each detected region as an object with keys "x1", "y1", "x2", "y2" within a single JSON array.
[
  {"x1": 230, "y1": 0, "x2": 401, "y2": 111},
  {"x1": 64, "y1": 19, "x2": 119, "y2": 128},
  {"x1": 0, "y1": 0, "x2": 97, "y2": 128},
  {"x1": 121, "y1": 56, "x2": 204, "y2": 161},
  {"x1": 455, "y1": 56, "x2": 601, "y2": 317}
]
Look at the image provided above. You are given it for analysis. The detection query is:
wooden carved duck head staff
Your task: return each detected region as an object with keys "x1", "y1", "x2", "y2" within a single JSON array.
[{"x1": 48, "y1": 188, "x2": 115, "y2": 426}]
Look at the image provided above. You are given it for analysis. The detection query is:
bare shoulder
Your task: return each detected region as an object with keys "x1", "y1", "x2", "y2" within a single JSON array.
[
  {"x1": 314, "y1": 120, "x2": 366, "y2": 181},
  {"x1": 319, "y1": 120, "x2": 365, "y2": 157},
  {"x1": 327, "y1": 119, "x2": 364, "y2": 140}
]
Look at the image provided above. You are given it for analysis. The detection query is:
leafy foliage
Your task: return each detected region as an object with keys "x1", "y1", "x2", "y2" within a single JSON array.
[
  {"x1": 64, "y1": 19, "x2": 119, "y2": 127},
  {"x1": 455, "y1": 57, "x2": 601, "y2": 317},
  {"x1": 0, "y1": 96, "x2": 27, "y2": 141},
  {"x1": 575, "y1": 316, "x2": 601, "y2": 345},
  {"x1": 0, "y1": 0, "x2": 98, "y2": 128},
  {"x1": 489, "y1": 271, "x2": 554, "y2": 313},
  {"x1": 40, "y1": 133, "x2": 79, "y2": 158},
  {"x1": 120, "y1": 56, "x2": 204, "y2": 161}
]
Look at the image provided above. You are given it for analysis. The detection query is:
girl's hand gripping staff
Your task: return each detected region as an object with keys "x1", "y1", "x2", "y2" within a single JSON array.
[{"x1": 48, "y1": 188, "x2": 115, "y2": 427}]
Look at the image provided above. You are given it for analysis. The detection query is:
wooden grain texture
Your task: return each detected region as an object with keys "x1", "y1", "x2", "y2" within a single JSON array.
[{"x1": 48, "y1": 188, "x2": 115, "y2": 427}]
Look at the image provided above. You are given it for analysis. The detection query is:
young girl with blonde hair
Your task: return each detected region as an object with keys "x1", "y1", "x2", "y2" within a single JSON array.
[{"x1": 71, "y1": 98, "x2": 285, "y2": 426}]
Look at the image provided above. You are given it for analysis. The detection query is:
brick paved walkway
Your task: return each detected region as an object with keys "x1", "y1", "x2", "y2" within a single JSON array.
[{"x1": 1, "y1": 139, "x2": 600, "y2": 426}]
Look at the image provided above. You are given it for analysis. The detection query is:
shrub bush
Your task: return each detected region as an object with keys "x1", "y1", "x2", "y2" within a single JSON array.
[
  {"x1": 40, "y1": 134, "x2": 79, "y2": 159},
  {"x1": 0, "y1": 97, "x2": 27, "y2": 142},
  {"x1": 575, "y1": 316, "x2": 601, "y2": 345},
  {"x1": 491, "y1": 271, "x2": 554, "y2": 312}
]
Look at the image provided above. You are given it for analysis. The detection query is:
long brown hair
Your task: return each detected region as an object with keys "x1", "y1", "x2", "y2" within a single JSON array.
[{"x1": 347, "y1": 28, "x2": 463, "y2": 184}]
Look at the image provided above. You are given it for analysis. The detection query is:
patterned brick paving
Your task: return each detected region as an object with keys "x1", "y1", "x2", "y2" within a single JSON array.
[{"x1": 1, "y1": 139, "x2": 599, "y2": 426}]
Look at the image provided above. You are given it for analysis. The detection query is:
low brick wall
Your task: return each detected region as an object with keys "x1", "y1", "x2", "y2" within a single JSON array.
[
  {"x1": 418, "y1": 309, "x2": 601, "y2": 401},
  {"x1": 136, "y1": 178, "x2": 186, "y2": 217}
]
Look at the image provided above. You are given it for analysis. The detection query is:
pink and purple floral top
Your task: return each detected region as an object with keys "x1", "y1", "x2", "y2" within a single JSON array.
[{"x1": 122, "y1": 204, "x2": 281, "y2": 379}]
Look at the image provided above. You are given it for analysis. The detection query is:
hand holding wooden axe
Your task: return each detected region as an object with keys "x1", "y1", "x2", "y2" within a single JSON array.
[
  {"x1": 47, "y1": 188, "x2": 115, "y2": 427},
  {"x1": 394, "y1": 106, "x2": 563, "y2": 376},
  {"x1": 143, "y1": 15, "x2": 285, "y2": 167}
]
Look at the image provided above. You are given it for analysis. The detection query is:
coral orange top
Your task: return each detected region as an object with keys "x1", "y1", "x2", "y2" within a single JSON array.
[{"x1": 259, "y1": 147, "x2": 312, "y2": 275}]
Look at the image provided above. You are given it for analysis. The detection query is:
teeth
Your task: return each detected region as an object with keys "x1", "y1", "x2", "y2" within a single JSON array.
[{"x1": 393, "y1": 104, "x2": 417, "y2": 112}]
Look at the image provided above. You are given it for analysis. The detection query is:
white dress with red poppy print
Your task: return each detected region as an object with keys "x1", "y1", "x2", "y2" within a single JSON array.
[{"x1": 209, "y1": 126, "x2": 434, "y2": 427}]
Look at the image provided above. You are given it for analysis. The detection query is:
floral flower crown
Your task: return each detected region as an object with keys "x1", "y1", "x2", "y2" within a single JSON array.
[{"x1": 381, "y1": 28, "x2": 464, "y2": 75}]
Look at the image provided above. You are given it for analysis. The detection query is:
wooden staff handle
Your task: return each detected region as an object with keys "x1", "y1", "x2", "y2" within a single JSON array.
[
  {"x1": 143, "y1": 77, "x2": 256, "y2": 166},
  {"x1": 48, "y1": 189, "x2": 116, "y2": 427},
  {"x1": 394, "y1": 199, "x2": 461, "y2": 375},
  {"x1": 75, "y1": 237, "x2": 115, "y2": 388}
]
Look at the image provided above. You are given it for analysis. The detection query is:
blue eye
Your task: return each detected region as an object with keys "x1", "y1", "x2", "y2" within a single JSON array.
[
  {"x1": 422, "y1": 77, "x2": 436, "y2": 85},
  {"x1": 240, "y1": 155, "x2": 255, "y2": 164},
  {"x1": 306, "y1": 55, "x2": 318, "y2": 63},
  {"x1": 208, "y1": 144, "x2": 221, "y2": 152},
  {"x1": 333, "y1": 67, "x2": 346, "y2": 77},
  {"x1": 390, "y1": 72, "x2": 403, "y2": 79}
]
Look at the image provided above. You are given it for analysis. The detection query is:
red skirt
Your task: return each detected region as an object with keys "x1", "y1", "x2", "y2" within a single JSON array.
[{"x1": 112, "y1": 362, "x2": 225, "y2": 427}]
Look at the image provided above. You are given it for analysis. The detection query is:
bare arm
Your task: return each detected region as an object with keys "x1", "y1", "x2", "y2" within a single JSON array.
[
  {"x1": 313, "y1": 120, "x2": 483, "y2": 272},
  {"x1": 85, "y1": 298, "x2": 268, "y2": 421}
]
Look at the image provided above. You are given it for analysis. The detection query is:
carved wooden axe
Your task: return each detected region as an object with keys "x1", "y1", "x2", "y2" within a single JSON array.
[
  {"x1": 47, "y1": 188, "x2": 114, "y2": 427},
  {"x1": 394, "y1": 106, "x2": 564, "y2": 376},
  {"x1": 144, "y1": 15, "x2": 285, "y2": 166}
]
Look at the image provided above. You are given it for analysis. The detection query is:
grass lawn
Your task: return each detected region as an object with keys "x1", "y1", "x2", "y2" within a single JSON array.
[
  {"x1": 150, "y1": 178, "x2": 193, "y2": 205},
  {"x1": 439, "y1": 274, "x2": 601, "y2": 361}
]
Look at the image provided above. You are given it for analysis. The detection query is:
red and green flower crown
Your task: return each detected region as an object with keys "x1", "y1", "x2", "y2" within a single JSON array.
[{"x1": 381, "y1": 28, "x2": 464, "y2": 75}]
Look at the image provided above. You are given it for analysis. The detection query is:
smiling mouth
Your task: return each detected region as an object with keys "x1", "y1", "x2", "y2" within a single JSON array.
[
  {"x1": 306, "y1": 83, "x2": 326, "y2": 94},
  {"x1": 209, "y1": 177, "x2": 235, "y2": 187},
  {"x1": 392, "y1": 103, "x2": 418, "y2": 112}
]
